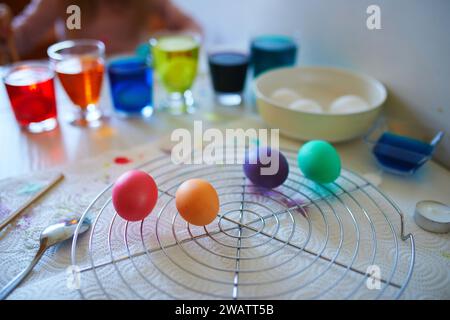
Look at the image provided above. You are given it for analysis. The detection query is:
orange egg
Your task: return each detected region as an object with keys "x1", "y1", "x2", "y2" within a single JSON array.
[{"x1": 175, "y1": 179, "x2": 219, "y2": 226}]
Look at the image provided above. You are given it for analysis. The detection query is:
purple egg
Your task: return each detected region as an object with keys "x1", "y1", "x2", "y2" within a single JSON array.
[{"x1": 243, "y1": 147, "x2": 289, "y2": 188}]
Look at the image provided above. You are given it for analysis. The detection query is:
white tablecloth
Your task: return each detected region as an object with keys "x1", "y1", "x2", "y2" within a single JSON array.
[{"x1": 1, "y1": 130, "x2": 449, "y2": 300}]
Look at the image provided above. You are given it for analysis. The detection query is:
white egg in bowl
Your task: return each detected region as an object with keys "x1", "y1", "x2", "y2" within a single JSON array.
[
  {"x1": 289, "y1": 99, "x2": 323, "y2": 113},
  {"x1": 270, "y1": 88, "x2": 303, "y2": 106},
  {"x1": 253, "y1": 66, "x2": 387, "y2": 142}
]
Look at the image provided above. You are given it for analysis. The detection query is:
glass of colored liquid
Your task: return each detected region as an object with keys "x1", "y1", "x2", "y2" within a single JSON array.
[
  {"x1": 150, "y1": 33, "x2": 200, "y2": 114},
  {"x1": 47, "y1": 39, "x2": 105, "y2": 127},
  {"x1": 208, "y1": 51, "x2": 249, "y2": 106},
  {"x1": 3, "y1": 61, "x2": 58, "y2": 133},
  {"x1": 250, "y1": 35, "x2": 298, "y2": 77},
  {"x1": 108, "y1": 56, "x2": 153, "y2": 118}
]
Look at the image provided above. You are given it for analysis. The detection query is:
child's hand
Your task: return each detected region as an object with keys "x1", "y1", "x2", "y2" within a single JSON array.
[
  {"x1": 0, "y1": 4, "x2": 13, "y2": 40},
  {"x1": 0, "y1": 4, "x2": 19, "y2": 63}
]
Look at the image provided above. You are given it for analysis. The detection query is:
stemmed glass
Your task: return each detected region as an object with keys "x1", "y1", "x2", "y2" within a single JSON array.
[
  {"x1": 47, "y1": 39, "x2": 105, "y2": 127},
  {"x1": 150, "y1": 32, "x2": 200, "y2": 115}
]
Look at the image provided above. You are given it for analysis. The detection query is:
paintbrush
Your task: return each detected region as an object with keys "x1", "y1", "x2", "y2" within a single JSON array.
[{"x1": 0, "y1": 174, "x2": 64, "y2": 232}]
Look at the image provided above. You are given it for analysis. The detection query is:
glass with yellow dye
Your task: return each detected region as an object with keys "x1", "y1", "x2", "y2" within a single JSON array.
[{"x1": 151, "y1": 33, "x2": 200, "y2": 114}]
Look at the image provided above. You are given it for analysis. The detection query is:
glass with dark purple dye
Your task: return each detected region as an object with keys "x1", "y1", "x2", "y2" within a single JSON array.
[{"x1": 208, "y1": 52, "x2": 249, "y2": 106}]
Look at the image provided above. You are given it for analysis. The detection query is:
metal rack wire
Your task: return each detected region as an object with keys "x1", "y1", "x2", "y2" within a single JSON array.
[{"x1": 71, "y1": 148, "x2": 415, "y2": 300}]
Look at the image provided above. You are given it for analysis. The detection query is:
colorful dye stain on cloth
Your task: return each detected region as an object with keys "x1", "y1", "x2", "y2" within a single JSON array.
[
  {"x1": 246, "y1": 186, "x2": 308, "y2": 217},
  {"x1": 17, "y1": 214, "x2": 33, "y2": 230},
  {"x1": 441, "y1": 252, "x2": 450, "y2": 260},
  {"x1": 114, "y1": 156, "x2": 133, "y2": 165},
  {"x1": 102, "y1": 173, "x2": 111, "y2": 184},
  {"x1": 0, "y1": 201, "x2": 11, "y2": 219},
  {"x1": 17, "y1": 182, "x2": 44, "y2": 195}
]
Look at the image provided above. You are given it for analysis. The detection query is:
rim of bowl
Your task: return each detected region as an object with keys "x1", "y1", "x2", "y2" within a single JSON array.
[{"x1": 253, "y1": 65, "x2": 387, "y2": 117}]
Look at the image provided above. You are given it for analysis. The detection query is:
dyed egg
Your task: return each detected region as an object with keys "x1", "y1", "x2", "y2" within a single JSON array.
[
  {"x1": 270, "y1": 88, "x2": 302, "y2": 107},
  {"x1": 329, "y1": 95, "x2": 371, "y2": 114},
  {"x1": 244, "y1": 147, "x2": 289, "y2": 188},
  {"x1": 112, "y1": 170, "x2": 158, "y2": 221},
  {"x1": 298, "y1": 141, "x2": 341, "y2": 184},
  {"x1": 175, "y1": 179, "x2": 219, "y2": 226},
  {"x1": 289, "y1": 99, "x2": 323, "y2": 113}
]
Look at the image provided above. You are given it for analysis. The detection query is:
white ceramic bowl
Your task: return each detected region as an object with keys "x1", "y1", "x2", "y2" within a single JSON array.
[{"x1": 254, "y1": 66, "x2": 387, "y2": 142}]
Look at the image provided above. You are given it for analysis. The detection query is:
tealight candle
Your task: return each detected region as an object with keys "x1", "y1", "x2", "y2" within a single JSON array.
[{"x1": 414, "y1": 200, "x2": 450, "y2": 233}]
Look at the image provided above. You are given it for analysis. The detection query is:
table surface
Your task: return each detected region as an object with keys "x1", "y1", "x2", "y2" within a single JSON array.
[
  {"x1": 1, "y1": 67, "x2": 449, "y2": 204},
  {"x1": 1, "y1": 66, "x2": 450, "y2": 299},
  {"x1": 0, "y1": 68, "x2": 256, "y2": 179}
]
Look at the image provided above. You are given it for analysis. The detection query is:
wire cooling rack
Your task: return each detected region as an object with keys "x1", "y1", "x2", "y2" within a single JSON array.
[{"x1": 71, "y1": 148, "x2": 415, "y2": 300}]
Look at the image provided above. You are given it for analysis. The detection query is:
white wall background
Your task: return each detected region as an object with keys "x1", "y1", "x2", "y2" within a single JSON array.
[{"x1": 174, "y1": 0, "x2": 450, "y2": 168}]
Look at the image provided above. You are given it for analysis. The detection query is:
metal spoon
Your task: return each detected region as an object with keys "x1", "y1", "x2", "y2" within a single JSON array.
[{"x1": 0, "y1": 218, "x2": 90, "y2": 300}]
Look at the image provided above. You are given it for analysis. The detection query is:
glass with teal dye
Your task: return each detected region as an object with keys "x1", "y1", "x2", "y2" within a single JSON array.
[
  {"x1": 250, "y1": 35, "x2": 298, "y2": 77},
  {"x1": 108, "y1": 56, "x2": 153, "y2": 117}
]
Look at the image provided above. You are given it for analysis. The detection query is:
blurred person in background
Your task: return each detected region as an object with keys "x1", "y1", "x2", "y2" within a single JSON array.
[{"x1": 0, "y1": 0, "x2": 201, "y2": 61}]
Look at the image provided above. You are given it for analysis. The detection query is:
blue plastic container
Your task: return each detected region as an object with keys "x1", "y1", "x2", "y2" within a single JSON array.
[
  {"x1": 373, "y1": 132, "x2": 434, "y2": 174},
  {"x1": 365, "y1": 120, "x2": 444, "y2": 175}
]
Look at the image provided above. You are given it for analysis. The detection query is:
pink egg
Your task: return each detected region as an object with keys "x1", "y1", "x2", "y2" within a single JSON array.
[{"x1": 112, "y1": 170, "x2": 158, "y2": 221}]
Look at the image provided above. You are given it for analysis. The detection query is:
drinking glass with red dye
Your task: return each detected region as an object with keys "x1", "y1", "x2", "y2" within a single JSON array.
[{"x1": 3, "y1": 61, "x2": 58, "y2": 133}]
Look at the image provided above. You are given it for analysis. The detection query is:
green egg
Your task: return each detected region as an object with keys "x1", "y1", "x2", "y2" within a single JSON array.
[{"x1": 298, "y1": 140, "x2": 341, "y2": 184}]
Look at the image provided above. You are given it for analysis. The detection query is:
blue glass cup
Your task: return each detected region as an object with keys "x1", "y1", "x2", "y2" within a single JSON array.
[
  {"x1": 108, "y1": 56, "x2": 153, "y2": 117},
  {"x1": 250, "y1": 35, "x2": 298, "y2": 77}
]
